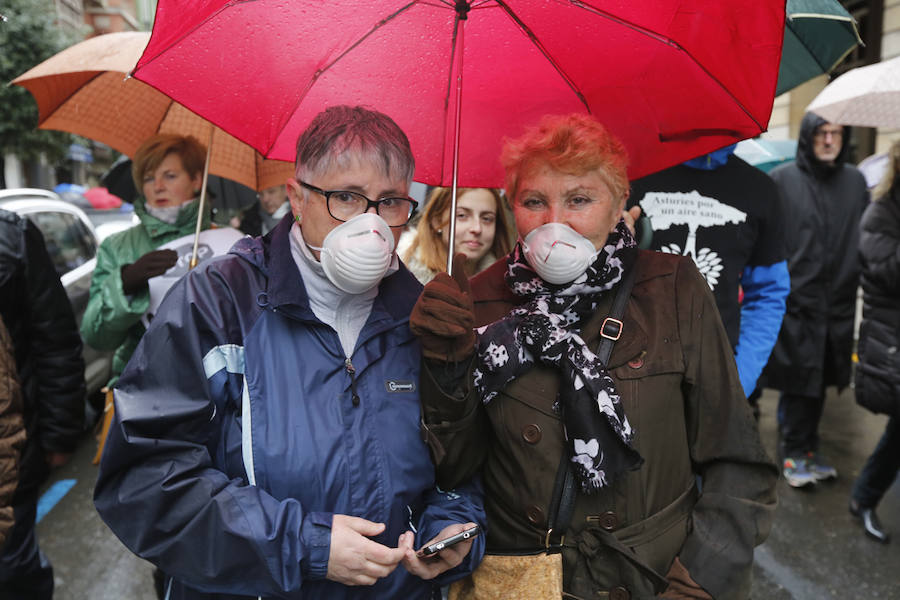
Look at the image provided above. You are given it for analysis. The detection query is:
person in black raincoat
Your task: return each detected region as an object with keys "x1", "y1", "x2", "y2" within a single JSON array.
[
  {"x1": 764, "y1": 113, "x2": 868, "y2": 488},
  {"x1": 0, "y1": 209, "x2": 85, "y2": 599},
  {"x1": 849, "y1": 139, "x2": 900, "y2": 544}
]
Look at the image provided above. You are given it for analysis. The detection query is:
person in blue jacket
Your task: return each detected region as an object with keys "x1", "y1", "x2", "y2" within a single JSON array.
[
  {"x1": 628, "y1": 145, "x2": 790, "y2": 406},
  {"x1": 94, "y1": 105, "x2": 486, "y2": 600}
]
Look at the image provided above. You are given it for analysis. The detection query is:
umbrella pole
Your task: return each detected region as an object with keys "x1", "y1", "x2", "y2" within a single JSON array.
[
  {"x1": 189, "y1": 129, "x2": 214, "y2": 269},
  {"x1": 445, "y1": 75, "x2": 463, "y2": 275},
  {"x1": 446, "y1": 8, "x2": 466, "y2": 276}
]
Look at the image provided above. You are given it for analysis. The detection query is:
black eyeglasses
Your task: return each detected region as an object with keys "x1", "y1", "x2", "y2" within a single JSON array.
[{"x1": 299, "y1": 181, "x2": 418, "y2": 227}]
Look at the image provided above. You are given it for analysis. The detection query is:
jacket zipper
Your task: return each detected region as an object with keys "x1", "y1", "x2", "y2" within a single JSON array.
[{"x1": 345, "y1": 358, "x2": 360, "y2": 406}]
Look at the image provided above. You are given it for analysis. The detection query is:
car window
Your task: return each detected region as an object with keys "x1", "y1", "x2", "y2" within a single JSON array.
[{"x1": 28, "y1": 211, "x2": 97, "y2": 276}]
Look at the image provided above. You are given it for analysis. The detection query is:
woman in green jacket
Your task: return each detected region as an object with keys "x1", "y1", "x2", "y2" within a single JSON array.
[
  {"x1": 82, "y1": 134, "x2": 208, "y2": 472},
  {"x1": 82, "y1": 134, "x2": 208, "y2": 386}
]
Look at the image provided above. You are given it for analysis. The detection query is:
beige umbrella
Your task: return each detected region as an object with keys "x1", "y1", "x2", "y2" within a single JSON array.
[
  {"x1": 806, "y1": 55, "x2": 900, "y2": 129},
  {"x1": 12, "y1": 31, "x2": 295, "y2": 265}
]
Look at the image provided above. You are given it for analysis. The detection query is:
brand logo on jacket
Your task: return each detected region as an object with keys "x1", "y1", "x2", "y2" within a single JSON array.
[{"x1": 385, "y1": 380, "x2": 416, "y2": 392}]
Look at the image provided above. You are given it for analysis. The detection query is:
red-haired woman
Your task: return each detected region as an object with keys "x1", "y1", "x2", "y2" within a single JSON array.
[{"x1": 413, "y1": 113, "x2": 778, "y2": 599}]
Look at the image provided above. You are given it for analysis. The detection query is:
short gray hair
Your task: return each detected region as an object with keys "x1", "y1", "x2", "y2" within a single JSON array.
[{"x1": 295, "y1": 105, "x2": 415, "y2": 187}]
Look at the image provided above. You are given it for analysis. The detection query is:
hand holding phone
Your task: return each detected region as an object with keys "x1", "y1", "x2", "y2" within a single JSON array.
[{"x1": 416, "y1": 524, "x2": 481, "y2": 557}]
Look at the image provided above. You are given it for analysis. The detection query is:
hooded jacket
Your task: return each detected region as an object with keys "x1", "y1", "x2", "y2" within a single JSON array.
[
  {"x1": 94, "y1": 217, "x2": 486, "y2": 599},
  {"x1": 0, "y1": 209, "x2": 85, "y2": 502},
  {"x1": 764, "y1": 113, "x2": 869, "y2": 396},
  {"x1": 854, "y1": 184, "x2": 900, "y2": 415},
  {"x1": 80, "y1": 197, "x2": 211, "y2": 386},
  {"x1": 0, "y1": 314, "x2": 26, "y2": 546}
]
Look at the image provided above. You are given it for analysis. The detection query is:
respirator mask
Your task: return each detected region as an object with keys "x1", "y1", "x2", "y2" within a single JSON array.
[
  {"x1": 522, "y1": 222, "x2": 598, "y2": 285},
  {"x1": 307, "y1": 213, "x2": 395, "y2": 294}
]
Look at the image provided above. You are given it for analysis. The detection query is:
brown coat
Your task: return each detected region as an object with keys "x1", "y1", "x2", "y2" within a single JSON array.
[
  {"x1": 421, "y1": 251, "x2": 777, "y2": 599},
  {"x1": 0, "y1": 314, "x2": 26, "y2": 546}
]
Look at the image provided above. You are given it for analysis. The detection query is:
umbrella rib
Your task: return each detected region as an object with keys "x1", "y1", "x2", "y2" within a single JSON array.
[
  {"x1": 494, "y1": 0, "x2": 588, "y2": 110},
  {"x1": 789, "y1": 13, "x2": 863, "y2": 45},
  {"x1": 308, "y1": 1, "x2": 419, "y2": 74},
  {"x1": 266, "y1": 1, "x2": 420, "y2": 157},
  {"x1": 786, "y1": 14, "x2": 862, "y2": 72},
  {"x1": 32, "y1": 71, "x2": 111, "y2": 124},
  {"x1": 130, "y1": 1, "x2": 250, "y2": 74},
  {"x1": 568, "y1": 0, "x2": 766, "y2": 132}
]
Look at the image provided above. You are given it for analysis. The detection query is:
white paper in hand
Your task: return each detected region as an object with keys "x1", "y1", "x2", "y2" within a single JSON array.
[{"x1": 142, "y1": 227, "x2": 245, "y2": 327}]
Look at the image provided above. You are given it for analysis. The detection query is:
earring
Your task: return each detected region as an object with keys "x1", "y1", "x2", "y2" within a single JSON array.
[
  {"x1": 437, "y1": 228, "x2": 443, "y2": 234},
  {"x1": 294, "y1": 214, "x2": 302, "y2": 224}
]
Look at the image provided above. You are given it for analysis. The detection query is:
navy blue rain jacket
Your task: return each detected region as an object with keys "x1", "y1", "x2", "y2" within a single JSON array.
[{"x1": 94, "y1": 217, "x2": 486, "y2": 599}]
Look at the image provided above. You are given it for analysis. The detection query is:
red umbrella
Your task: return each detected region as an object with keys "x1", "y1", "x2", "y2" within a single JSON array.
[
  {"x1": 84, "y1": 187, "x2": 123, "y2": 210},
  {"x1": 133, "y1": 1, "x2": 785, "y2": 187},
  {"x1": 134, "y1": 1, "x2": 784, "y2": 272}
]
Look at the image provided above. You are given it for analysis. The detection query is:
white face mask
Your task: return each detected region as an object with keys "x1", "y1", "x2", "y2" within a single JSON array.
[
  {"x1": 522, "y1": 222, "x2": 598, "y2": 285},
  {"x1": 145, "y1": 203, "x2": 184, "y2": 224},
  {"x1": 307, "y1": 213, "x2": 396, "y2": 294}
]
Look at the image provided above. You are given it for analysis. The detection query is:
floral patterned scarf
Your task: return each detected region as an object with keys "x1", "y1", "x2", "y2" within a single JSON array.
[{"x1": 473, "y1": 220, "x2": 642, "y2": 493}]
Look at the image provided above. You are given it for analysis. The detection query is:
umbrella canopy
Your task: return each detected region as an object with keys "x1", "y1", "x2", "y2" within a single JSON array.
[
  {"x1": 857, "y1": 152, "x2": 888, "y2": 190},
  {"x1": 132, "y1": 1, "x2": 786, "y2": 188},
  {"x1": 734, "y1": 138, "x2": 798, "y2": 172},
  {"x1": 11, "y1": 32, "x2": 294, "y2": 192},
  {"x1": 776, "y1": 0, "x2": 861, "y2": 96},
  {"x1": 806, "y1": 55, "x2": 900, "y2": 129},
  {"x1": 84, "y1": 187, "x2": 123, "y2": 209}
]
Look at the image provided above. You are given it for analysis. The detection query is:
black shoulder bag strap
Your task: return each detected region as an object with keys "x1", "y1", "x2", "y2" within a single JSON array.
[{"x1": 545, "y1": 259, "x2": 638, "y2": 552}]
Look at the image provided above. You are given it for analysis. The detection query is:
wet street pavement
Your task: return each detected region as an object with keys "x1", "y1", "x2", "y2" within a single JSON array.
[{"x1": 33, "y1": 387, "x2": 899, "y2": 599}]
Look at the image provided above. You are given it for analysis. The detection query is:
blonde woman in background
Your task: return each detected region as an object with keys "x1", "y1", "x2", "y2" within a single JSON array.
[{"x1": 402, "y1": 187, "x2": 514, "y2": 283}]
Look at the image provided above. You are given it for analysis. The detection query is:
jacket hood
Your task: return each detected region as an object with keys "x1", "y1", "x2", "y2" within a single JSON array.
[
  {"x1": 228, "y1": 212, "x2": 291, "y2": 275},
  {"x1": 796, "y1": 112, "x2": 852, "y2": 180}
]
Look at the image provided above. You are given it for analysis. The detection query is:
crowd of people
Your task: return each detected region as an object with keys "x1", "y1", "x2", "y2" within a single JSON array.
[{"x1": 0, "y1": 98, "x2": 897, "y2": 599}]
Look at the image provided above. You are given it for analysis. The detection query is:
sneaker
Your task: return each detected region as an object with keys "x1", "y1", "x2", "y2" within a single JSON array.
[
  {"x1": 806, "y1": 452, "x2": 838, "y2": 481},
  {"x1": 783, "y1": 457, "x2": 817, "y2": 488}
]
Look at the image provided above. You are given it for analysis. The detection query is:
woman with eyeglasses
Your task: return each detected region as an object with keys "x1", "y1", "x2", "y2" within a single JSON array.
[{"x1": 94, "y1": 106, "x2": 485, "y2": 600}]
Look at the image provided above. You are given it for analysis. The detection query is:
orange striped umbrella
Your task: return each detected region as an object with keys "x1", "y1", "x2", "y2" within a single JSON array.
[{"x1": 12, "y1": 31, "x2": 294, "y2": 193}]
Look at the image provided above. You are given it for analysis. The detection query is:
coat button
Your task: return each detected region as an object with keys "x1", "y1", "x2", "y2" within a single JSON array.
[
  {"x1": 627, "y1": 356, "x2": 644, "y2": 369},
  {"x1": 522, "y1": 423, "x2": 542, "y2": 443},
  {"x1": 525, "y1": 505, "x2": 546, "y2": 526},
  {"x1": 599, "y1": 511, "x2": 618, "y2": 531},
  {"x1": 609, "y1": 586, "x2": 630, "y2": 600}
]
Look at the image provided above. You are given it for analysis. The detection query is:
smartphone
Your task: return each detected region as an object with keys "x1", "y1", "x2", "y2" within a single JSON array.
[{"x1": 416, "y1": 525, "x2": 481, "y2": 557}]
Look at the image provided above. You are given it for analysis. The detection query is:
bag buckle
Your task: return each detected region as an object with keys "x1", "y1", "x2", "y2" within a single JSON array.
[
  {"x1": 544, "y1": 528, "x2": 565, "y2": 551},
  {"x1": 600, "y1": 317, "x2": 623, "y2": 341}
]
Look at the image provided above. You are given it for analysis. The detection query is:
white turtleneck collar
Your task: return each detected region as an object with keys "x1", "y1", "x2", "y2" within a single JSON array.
[{"x1": 289, "y1": 222, "x2": 398, "y2": 357}]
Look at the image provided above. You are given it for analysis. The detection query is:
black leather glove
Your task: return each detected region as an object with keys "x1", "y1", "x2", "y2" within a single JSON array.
[
  {"x1": 120, "y1": 249, "x2": 178, "y2": 295},
  {"x1": 410, "y1": 253, "x2": 476, "y2": 362}
]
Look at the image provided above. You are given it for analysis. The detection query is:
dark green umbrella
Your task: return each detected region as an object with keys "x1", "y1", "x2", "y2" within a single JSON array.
[{"x1": 777, "y1": 0, "x2": 862, "y2": 96}]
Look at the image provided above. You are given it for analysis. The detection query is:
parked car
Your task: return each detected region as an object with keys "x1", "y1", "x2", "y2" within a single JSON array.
[
  {"x1": 0, "y1": 188, "x2": 114, "y2": 418},
  {"x1": 87, "y1": 206, "x2": 139, "y2": 241}
]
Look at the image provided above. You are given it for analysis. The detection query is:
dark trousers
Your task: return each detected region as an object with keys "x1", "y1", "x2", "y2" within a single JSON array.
[
  {"x1": 0, "y1": 495, "x2": 54, "y2": 600},
  {"x1": 852, "y1": 414, "x2": 900, "y2": 508},
  {"x1": 778, "y1": 392, "x2": 826, "y2": 459}
]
